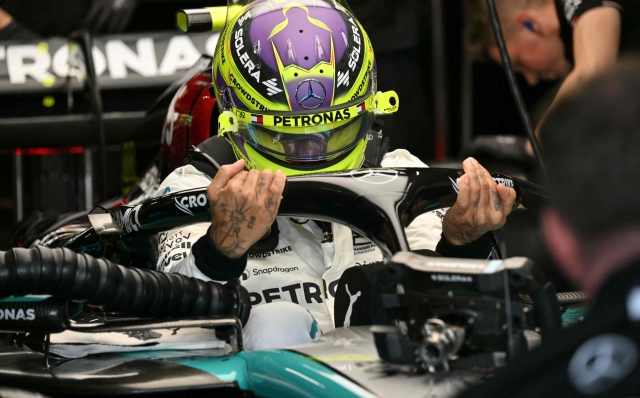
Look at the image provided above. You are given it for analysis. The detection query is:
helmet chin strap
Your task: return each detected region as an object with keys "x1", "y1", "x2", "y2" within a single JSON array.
[{"x1": 362, "y1": 127, "x2": 389, "y2": 168}]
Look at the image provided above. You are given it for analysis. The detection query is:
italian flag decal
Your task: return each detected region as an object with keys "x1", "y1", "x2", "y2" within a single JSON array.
[
  {"x1": 357, "y1": 102, "x2": 366, "y2": 114},
  {"x1": 251, "y1": 115, "x2": 264, "y2": 124}
]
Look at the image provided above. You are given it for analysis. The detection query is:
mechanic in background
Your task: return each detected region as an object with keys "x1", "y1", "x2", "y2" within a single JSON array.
[
  {"x1": 459, "y1": 65, "x2": 640, "y2": 397},
  {"x1": 467, "y1": 0, "x2": 640, "y2": 155},
  {"x1": 0, "y1": 0, "x2": 137, "y2": 40}
]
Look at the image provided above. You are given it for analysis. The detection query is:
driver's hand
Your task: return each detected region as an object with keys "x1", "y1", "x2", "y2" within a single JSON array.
[
  {"x1": 442, "y1": 158, "x2": 517, "y2": 245},
  {"x1": 207, "y1": 160, "x2": 286, "y2": 259}
]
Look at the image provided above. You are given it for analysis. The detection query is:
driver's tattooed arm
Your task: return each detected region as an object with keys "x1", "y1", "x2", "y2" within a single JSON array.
[{"x1": 207, "y1": 160, "x2": 286, "y2": 259}]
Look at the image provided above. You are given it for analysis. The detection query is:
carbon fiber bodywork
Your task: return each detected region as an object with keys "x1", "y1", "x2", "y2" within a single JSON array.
[{"x1": 0, "y1": 347, "x2": 244, "y2": 397}]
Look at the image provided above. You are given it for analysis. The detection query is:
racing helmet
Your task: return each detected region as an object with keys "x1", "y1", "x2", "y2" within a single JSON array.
[{"x1": 213, "y1": 0, "x2": 399, "y2": 176}]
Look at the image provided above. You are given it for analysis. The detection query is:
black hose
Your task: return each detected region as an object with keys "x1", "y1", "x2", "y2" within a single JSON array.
[
  {"x1": 485, "y1": 0, "x2": 548, "y2": 180},
  {"x1": 0, "y1": 247, "x2": 250, "y2": 325}
]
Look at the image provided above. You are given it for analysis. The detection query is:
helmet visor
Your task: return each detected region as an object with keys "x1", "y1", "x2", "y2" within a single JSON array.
[
  {"x1": 238, "y1": 110, "x2": 373, "y2": 162},
  {"x1": 217, "y1": 88, "x2": 401, "y2": 162}
]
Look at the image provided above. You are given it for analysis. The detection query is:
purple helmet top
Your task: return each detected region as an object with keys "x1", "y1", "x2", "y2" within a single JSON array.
[
  {"x1": 249, "y1": 0, "x2": 348, "y2": 71},
  {"x1": 223, "y1": 0, "x2": 370, "y2": 112}
]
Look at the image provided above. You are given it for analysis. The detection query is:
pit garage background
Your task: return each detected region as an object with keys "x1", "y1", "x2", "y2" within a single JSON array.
[{"x1": 0, "y1": 0, "x2": 559, "y2": 250}]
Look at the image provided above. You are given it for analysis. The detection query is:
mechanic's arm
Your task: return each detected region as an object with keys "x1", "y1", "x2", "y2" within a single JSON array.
[
  {"x1": 438, "y1": 158, "x2": 516, "y2": 256},
  {"x1": 559, "y1": 8, "x2": 620, "y2": 98},
  {"x1": 534, "y1": 7, "x2": 621, "y2": 138}
]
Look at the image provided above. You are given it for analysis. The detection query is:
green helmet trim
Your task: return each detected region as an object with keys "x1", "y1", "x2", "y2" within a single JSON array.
[{"x1": 217, "y1": 90, "x2": 399, "y2": 135}]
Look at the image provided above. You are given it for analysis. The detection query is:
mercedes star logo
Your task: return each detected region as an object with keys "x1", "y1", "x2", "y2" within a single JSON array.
[
  {"x1": 568, "y1": 333, "x2": 638, "y2": 395},
  {"x1": 295, "y1": 79, "x2": 326, "y2": 110},
  {"x1": 349, "y1": 169, "x2": 400, "y2": 185}
]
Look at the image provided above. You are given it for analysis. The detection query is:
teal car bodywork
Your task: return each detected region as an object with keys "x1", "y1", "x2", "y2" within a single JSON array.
[{"x1": 131, "y1": 349, "x2": 377, "y2": 397}]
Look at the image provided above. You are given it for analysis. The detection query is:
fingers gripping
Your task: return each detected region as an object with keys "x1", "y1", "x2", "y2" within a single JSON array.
[
  {"x1": 255, "y1": 170, "x2": 274, "y2": 199},
  {"x1": 475, "y1": 160, "x2": 492, "y2": 218},
  {"x1": 465, "y1": 159, "x2": 482, "y2": 211},
  {"x1": 244, "y1": 169, "x2": 260, "y2": 191},
  {"x1": 208, "y1": 160, "x2": 246, "y2": 194},
  {"x1": 498, "y1": 183, "x2": 518, "y2": 216},
  {"x1": 445, "y1": 158, "x2": 515, "y2": 245},
  {"x1": 456, "y1": 174, "x2": 472, "y2": 211},
  {"x1": 266, "y1": 170, "x2": 286, "y2": 218},
  {"x1": 478, "y1": 165, "x2": 501, "y2": 214}
]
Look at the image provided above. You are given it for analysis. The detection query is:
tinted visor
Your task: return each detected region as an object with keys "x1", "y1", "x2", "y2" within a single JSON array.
[{"x1": 238, "y1": 111, "x2": 373, "y2": 162}]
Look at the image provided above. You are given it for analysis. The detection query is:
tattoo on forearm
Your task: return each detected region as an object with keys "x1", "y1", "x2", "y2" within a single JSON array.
[
  {"x1": 447, "y1": 221, "x2": 476, "y2": 245},
  {"x1": 211, "y1": 194, "x2": 253, "y2": 257},
  {"x1": 209, "y1": 199, "x2": 219, "y2": 230},
  {"x1": 209, "y1": 176, "x2": 281, "y2": 257},
  {"x1": 491, "y1": 191, "x2": 500, "y2": 212}
]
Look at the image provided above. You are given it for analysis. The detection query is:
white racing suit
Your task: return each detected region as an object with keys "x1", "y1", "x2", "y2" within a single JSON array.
[{"x1": 154, "y1": 149, "x2": 448, "y2": 350}]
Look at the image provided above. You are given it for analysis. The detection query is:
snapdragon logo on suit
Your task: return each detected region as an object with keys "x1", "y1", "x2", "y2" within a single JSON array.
[
  {"x1": 241, "y1": 269, "x2": 251, "y2": 281},
  {"x1": 252, "y1": 265, "x2": 299, "y2": 277}
]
